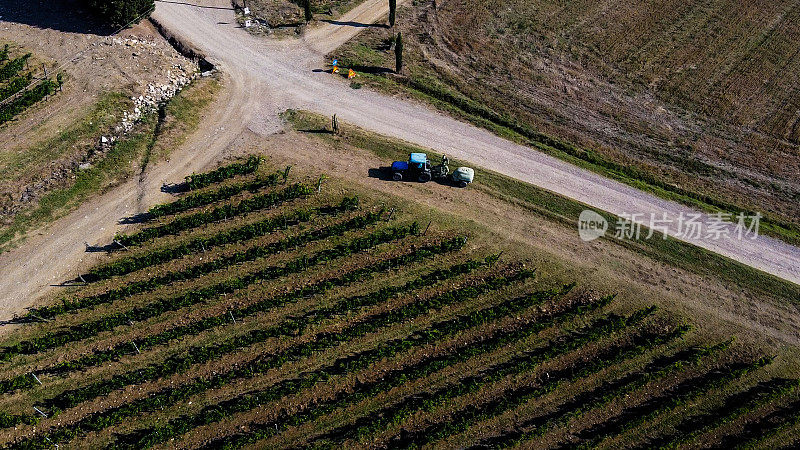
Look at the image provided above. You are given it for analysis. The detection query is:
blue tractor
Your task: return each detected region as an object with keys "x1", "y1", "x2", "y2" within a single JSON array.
[
  {"x1": 390, "y1": 153, "x2": 473, "y2": 187},
  {"x1": 391, "y1": 152, "x2": 433, "y2": 182}
]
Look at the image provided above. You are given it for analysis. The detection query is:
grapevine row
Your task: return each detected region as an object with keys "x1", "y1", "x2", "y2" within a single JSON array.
[
  {"x1": 570, "y1": 356, "x2": 774, "y2": 449},
  {"x1": 183, "y1": 156, "x2": 261, "y2": 191},
  {"x1": 71, "y1": 209, "x2": 383, "y2": 320},
  {"x1": 0, "y1": 53, "x2": 30, "y2": 82},
  {"x1": 473, "y1": 341, "x2": 731, "y2": 449},
  {"x1": 0, "y1": 224, "x2": 420, "y2": 429},
  {"x1": 648, "y1": 377, "x2": 800, "y2": 449},
  {"x1": 0, "y1": 223, "x2": 417, "y2": 363},
  {"x1": 0, "y1": 78, "x2": 57, "y2": 126},
  {"x1": 335, "y1": 310, "x2": 662, "y2": 448},
  {"x1": 717, "y1": 395, "x2": 800, "y2": 449},
  {"x1": 18, "y1": 254, "x2": 482, "y2": 447},
  {"x1": 115, "y1": 182, "x2": 313, "y2": 247},
  {"x1": 214, "y1": 305, "x2": 650, "y2": 450},
  {"x1": 24, "y1": 259, "x2": 516, "y2": 432},
  {"x1": 387, "y1": 324, "x2": 691, "y2": 449},
  {"x1": 149, "y1": 171, "x2": 282, "y2": 218},
  {"x1": 24, "y1": 198, "x2": 359, "y2": 320},
  {"x1": 0, "y1": 73, "x2": 31, "y2": 102},
  {"x1": 172, "y1": 285, "x2": 596, "y2": 450},
  {"x1": 0, "y1": 214, "x2": 401, "y2": 395}
]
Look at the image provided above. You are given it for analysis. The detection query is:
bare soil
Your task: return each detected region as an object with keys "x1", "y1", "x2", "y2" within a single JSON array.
[{"x1": 0, "y1": 0, "x2": 197, "y2": 224}]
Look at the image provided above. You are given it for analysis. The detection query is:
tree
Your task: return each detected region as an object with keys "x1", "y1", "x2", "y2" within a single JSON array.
[
  {"x1": 395, "y1": 32, "x2": 403, "y2": 73},
  {"x1": 303, "y1": 0, "x2": 313, "y2": 22},
  {"x1": 82, "y1": 0, "x2": 155, "y2": 28},
  {"x1": 388, "y1": 0, "x2": 396, "y2": 27}
]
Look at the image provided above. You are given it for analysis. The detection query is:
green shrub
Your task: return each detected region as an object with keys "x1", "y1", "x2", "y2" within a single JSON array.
[{"x1": 82, "y1": 0, "x2": 155, "y2": 28}]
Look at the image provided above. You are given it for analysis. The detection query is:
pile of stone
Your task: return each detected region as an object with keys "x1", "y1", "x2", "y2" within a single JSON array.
[{"x1": 117, "y1": 64, "x2": 197, "y2": 134}]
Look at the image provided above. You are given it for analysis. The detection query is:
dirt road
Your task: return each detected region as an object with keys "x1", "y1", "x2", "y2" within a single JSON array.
[
  {"x1": 151, "y1": 0, "x2": 800, "y2": 284},
  {"x1": 0, "y1": 0, "x2": 797, "y2": 320}
]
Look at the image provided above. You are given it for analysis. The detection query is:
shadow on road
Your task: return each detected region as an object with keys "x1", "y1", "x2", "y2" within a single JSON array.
[
  {"x1": 155, "y1": 0, "x2": 234, "y2": 10},
  {"x1": 0, "y1": 0, "x2": 111, "y2": 35},
  {"x1": 321, "y1": 19, "x2": 387, "y2": 29}
]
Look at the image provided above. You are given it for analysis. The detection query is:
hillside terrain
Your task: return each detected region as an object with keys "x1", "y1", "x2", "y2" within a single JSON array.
[
  {"x1": 0, "y1": 0, "x2": 210, "y2": 251},
  {"x1": 335, "y1": 0, "x2": 800, "y2": 241},
  {"x1": 0, "y1": 1, "x2": 799, "y2": 447},
  {"x1": 0, "y1": 145, "x2": 797, "y2": 448}
]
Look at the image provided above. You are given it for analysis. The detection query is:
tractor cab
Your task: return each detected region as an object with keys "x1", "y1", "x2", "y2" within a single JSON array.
[{"x1": 391, "y1": 152, "x2": 432, "y2": 182}]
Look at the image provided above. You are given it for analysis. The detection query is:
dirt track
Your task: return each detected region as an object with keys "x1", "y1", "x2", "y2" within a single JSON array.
[{"x1": 0, "y1": 0, "x2": 798, "y2": 319}]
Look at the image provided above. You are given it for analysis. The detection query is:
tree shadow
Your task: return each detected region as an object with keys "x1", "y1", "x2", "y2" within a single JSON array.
[
  {"x1": 321, "y1": 19, "x2": 387, "y2": 29},
  {"x1": 157, "y1": 0, "x2": 234, "y2": 10},
  {"x1": 118, "y1": 212, "x2": 153, "y2": 224},
  {"x1": 161, "y1": 182, "x2": 187, "y2": 194},
  {"x1": 84, "y1": 242, "x2": 120, "y2": 253},
  {"x1": 346, "y1": 65, "x2": 393, "y2": 75},
  {"x1": 299, "y1": 128, "x2": 333, "y2": 134},
  {"x1": 0, "y1": 0, "x2": 114, "y2": 35}
]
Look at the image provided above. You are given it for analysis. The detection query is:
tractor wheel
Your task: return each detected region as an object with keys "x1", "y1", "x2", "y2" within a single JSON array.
[
  {"x1": 458, "y1": 180, "x2": 468, "y2": 188},
  {"x1": 392, "y1": 172, "x2": 403, "y2": 181},
  {"x1": 418, "y1": 172, "x2": 432, "y2": 183}
]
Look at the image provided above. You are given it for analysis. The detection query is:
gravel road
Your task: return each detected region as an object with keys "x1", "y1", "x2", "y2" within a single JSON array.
[{"x1": 0, "y1": 0, "x2": 797, "y2": 320}]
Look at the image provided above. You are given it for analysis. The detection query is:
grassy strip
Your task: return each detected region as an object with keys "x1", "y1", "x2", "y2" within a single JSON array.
[
  {"x1": 387, "y1": 325, "x2": 691, "y2": 448},
  {"x1": 23, "y1": 198, "x2": 359, "y2": 322},
  {"x1": 570, "y1": 357, "x2": 774, "y2": 449},
  {"x1": 0, "y1": 225, "x2": 421, "y2": 429},
  {"x1": 646, "y1": 378, "x2": 800, "y2": 449},
  {"x1": 285, "y1": 110, "x2": 800, "y2": 303},
  {"x1": 0, "y1": 223, "x2": 417, "y2": 364},
  {"x1": 149, "y1": 171, "x2": 282, "y2": 218},
  {"x1": 115, "y1": 182, "x2": 313, "y2": 247},
  {"x1": 191, "y1": 284, "x2": 594, "y2": 450},
  {"x1": 309, "y1": 307, "x2": 657, "y2": 448},
  {"x1": 184, "y1": 155, "x2": 261, "y2": 191},
  {"x1": 23, "y1": 255, "x2": 480, "y2": 447},
  {"x1": 469, "y1": 342, "x2": 730, "y2": 449}
]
